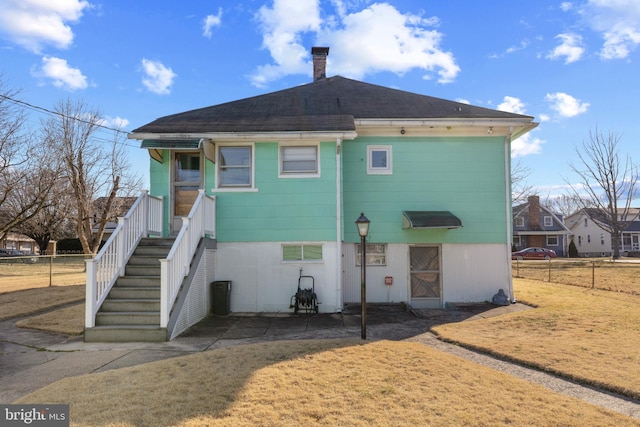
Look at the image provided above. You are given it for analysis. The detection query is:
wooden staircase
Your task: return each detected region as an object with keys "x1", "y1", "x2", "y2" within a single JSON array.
[{"x1": 84, "y1": 238, "x2": 174, "y2": 342}]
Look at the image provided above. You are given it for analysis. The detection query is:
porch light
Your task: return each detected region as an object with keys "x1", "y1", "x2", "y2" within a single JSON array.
[{"x1": 355, "y1": 212, "x2": 370, "y2": 340}]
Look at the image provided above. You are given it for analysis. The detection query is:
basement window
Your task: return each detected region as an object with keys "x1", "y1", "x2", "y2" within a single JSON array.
[{"x1": 282, "y1": 244, "x2": 323, "y2": 261}]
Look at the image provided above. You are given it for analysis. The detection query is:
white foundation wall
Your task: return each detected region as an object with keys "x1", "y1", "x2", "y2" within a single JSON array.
[
  {"x1": 343, "y1": 243, "x2": 511, "y2": 306},
  {"x1": 441, "y1": 243, "x2": 511, "y2": 304},
  {"x1": 214, "y1": 242, "x2": 339, "y2": 313}
]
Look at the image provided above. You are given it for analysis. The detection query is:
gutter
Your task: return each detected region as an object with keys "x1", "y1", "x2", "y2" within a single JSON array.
[{"x1": 128, "y1": 131, "x2": 358, "y2": 141}]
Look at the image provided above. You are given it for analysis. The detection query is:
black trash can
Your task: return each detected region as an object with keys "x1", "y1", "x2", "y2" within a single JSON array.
[{"x1": 211, "y1": 281, "x2": 232, "y2": 315}]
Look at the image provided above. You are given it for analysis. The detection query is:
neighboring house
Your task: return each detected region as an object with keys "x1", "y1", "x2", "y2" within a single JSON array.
[
  {"x1": 566, "y1": 208, "x2": 640, "y2": 257},
  {"x1": 512, "y1": 195, "x2": 570, "y2": 257},
  {"x1": 0, "y1": 233, "x2": 39, "y2": 254},
  {"x1": 85, "y1": 47, "x2": 537, "y2": 341}
]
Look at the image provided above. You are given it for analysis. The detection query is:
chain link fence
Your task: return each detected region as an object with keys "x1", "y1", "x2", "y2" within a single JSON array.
[
  {"x1": 0, "y1": 254, "x2": 91, "y2": 293},
  {"x1": 512, "y1": 259, "x2": 640, "y2": 295}
]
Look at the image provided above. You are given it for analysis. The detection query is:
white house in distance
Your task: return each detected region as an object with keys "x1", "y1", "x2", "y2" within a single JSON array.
[{"x1": 566, "y1": 208, "x2": 640, "y2": 257}]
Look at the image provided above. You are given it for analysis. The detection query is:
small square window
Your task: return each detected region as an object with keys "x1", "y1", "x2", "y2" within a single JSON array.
[
  {"x1": 515, "y1": 217, "x2": 524, "y2": 227},
  {"x1": 367, "y1": 146, "x2": 392, "y2": 175},
  {"x1": 355, "y1": 243, "x2": 387, "y2": 266},
  {"x1": 547, "y1": 235, "x2": 559, "y2": 246},
  {"x1": 218, "y1": 145, "x2": 253, "y2": 188},
  {"x1": 544, "y1": 216, "x2": 553, "y2": 227}
]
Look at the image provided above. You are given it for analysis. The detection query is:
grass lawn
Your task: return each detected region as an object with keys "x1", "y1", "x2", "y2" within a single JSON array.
[
  {"x1": 434, "y1": 278, "x2": 640, "y2": 399},
  {"x1": 16, "y1": 339, "x2": 635, "y2": 427},
  {"x1": 0, "y1": 285, "x2": 84, "y2": 321},
  {"x1": 6, "y1": 277, "x2": 640, "y2": 425}
]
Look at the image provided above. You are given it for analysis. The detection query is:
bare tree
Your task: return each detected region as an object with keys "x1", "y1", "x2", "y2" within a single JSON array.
[
  {"x1": 567, "y1": 128, "x2": 639, "y2": 258},
  {"x1": 511, "y1": 158, "x2": 533, "y2": 204},
  {"x1": 543, "y1": 194, "x2": 592, "y2": 219},
  {"x1": 43, "y1": 99, "x2": 142, "y2": 255},
  {"x1": 0, "y1": 78, "x2": 59, "y2": 238}
]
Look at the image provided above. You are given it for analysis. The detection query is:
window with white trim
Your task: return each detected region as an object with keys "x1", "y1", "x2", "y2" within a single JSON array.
[
  {"x1": 367, "y1": 146, "x2": 392, "y2": 175},
  {"x1": 282, "y1": 244, "x2": 323, "y2": 261},
  {"x1": 280, "y1": 145, "x2": 319, "y2": 176},
  {"x1": 547, "y1": 235, "x2": 559, "y2": 246},
  {"x1": 355, "y1": 243, "x2": 387, "y2": 266},
  {"x1": 515, "y1": 217, "x2": 524, "y2": 227},
  {"x1": 544, "y1": 216, "x2": 553, "y2": 227},
  {"x1": 217, "y1": 145, "x2": 253, "y2": 188}
]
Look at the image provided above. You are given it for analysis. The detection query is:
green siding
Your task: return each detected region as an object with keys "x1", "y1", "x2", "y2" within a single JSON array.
[
  {"x1": 213, "y1": 142, "x2": 337, "y2": 242},
  {"x1": 149, "y1": 150, "x2": 171, "y2": 236},
  {"x1": 342, "y1": 136, "x2": 509, "y2": 244}
]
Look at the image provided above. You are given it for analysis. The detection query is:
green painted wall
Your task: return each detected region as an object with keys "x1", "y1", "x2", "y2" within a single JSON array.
[
  {"x1": 341, "y1": 136, "x2": 509, "y2": 244},
  {"x1": 213, "y1": 142, "x2": 338, "y2": 242},
  {"x1": 149, "y1": 150, "x2": 171, "y2": 236}
]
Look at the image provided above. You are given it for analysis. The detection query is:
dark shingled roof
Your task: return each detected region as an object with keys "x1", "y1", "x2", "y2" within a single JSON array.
[{"x1": 132, "y1": 76, "x2": 533, "y2": 134}]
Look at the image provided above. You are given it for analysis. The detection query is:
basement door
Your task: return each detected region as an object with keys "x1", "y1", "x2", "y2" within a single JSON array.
[
  {"x1": 171, "y1": 152, "x2": 202, "y2": 234},
  {"x1": 409, "y1": 246, "x2": 442, "y2": 309}
]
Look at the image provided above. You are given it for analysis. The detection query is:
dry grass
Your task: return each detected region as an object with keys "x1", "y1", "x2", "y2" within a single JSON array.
[
  {"x1": 17, "y1": 339, "x2": 636, "y2": 427},
  {"x1": 0, "y1": 285, "x2": 84, "y2": 321},
  {"x1": 15, "y1": 303, "x2": 84, "y2": 335},
  {"x1": 434, "y1": 278, "x2": 640, "y2": 399},
  {"x1": 0, "y1": 256, "x2": 86, "y2": 292},
  {"x1": 512, "y1": 259, "x2": 640, "y2": 294}
]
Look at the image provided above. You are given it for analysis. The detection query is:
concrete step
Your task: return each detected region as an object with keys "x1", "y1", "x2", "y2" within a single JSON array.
[
  {"x1": 95, "y1": 312, "x2": 160, "y2": 326},
  {"x1": 125, "y1": 265, "x2": 160, "y2": 276},
  {"x1": 108, "y1": 286, "x2": 160, "y2": 299},
  {"x1": 115, "y1": 276, "x2": 160, "y2": 287},
  {"x1": 138, "y1": 237, "x2": 175, "y2": 247},
  {"x1": 127, "y1": 255, "x2": 162, "y2": 266},
  {"x1": 101, "y1": 299, "x2": 160, "y2": 312},
  {"x1": 85, "y1": 325, "x2": 167, "y2": 342}
]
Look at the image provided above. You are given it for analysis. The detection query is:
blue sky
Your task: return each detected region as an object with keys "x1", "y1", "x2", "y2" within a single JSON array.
[{"x1": 0, "y1": 0, "x2": 638, "y2": 203}]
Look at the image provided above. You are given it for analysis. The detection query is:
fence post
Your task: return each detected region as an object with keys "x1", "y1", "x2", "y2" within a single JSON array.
[
  {"x1": 85, "y1": 259, "x2": 96, "y2": 328},
  {"x1": 592, "y1": 261, "x2": 595, "y2": 289},
  {"x1": 49, "y1": 255, "x2": 53, "y2": 287},
  {"x1": 548, "y1": 259, "x2": 551, "y2": 282}
]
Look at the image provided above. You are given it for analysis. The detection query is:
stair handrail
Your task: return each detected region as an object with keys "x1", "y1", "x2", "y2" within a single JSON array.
[
  {"x1": 160, "y1": 190, "x2": 216, "y2": 327},
  {"x1": 85, "y1": 191, "x2": 164, "y2": 328}
]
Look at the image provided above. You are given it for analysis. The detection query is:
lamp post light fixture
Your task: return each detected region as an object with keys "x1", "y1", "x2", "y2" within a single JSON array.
[{"x1": 355, "y1": 212, "x2": 370, "y2": 340}]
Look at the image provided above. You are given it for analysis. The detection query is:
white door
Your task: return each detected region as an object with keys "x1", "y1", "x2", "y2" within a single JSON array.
[{"x1": 409, "y1": 246, "x2": 442, "y2": 308}]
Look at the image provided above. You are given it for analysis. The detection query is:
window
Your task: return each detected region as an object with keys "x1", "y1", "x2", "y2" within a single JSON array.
[
  {"x1": 578, "y1": 236, "x2": 582, "y2": 246},
  {"x1": 584, "y1": 218, "x2": 588, "y2": 227},
  {"x1": 218, "y1": 145, "x2": 253, "y2": 188},
  {"x1": 547, "y1": 235, "x2": 559, "y2": 246},
  {"x1": 601, "y1": 234, "x2": 605, "y2": 245},
  {"x1": 587, "y1": 234, "x2": 591, "y2": 243},
  {"x1": 355, "y1": 243, "x2": 387, "y2": 266},
  {"x1": 282, "y1": 244, "x2": 323, "y2": 261},
  {"x1": 515, "y1": 217, "x2": 524, "y2": 227},
  {"x1": 544, "y1": 216, "x2": 553, "y2": 227},
  {"x1": 513, "y1": 236, "x2": 521, "y2": 247},
  {"x1": 367, "y1": 145, "x2": 392, "y2": 175},
  {"x1": 280, "y1": 145, "x2": 319, "y2": 176}
]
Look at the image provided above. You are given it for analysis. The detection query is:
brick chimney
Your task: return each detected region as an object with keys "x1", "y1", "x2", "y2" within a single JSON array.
[
  {"x1": 528, "y1": 195, "x2": 541, "y2": 230},
  {"x1": 312, "y1": 46, "x2": 329, "y2": 81}
]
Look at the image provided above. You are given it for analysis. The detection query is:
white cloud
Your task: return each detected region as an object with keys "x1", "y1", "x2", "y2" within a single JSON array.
[
  {"x1": 512, "y1": 133, "x2": 545, "y2": 158},
  {"x1": 456, "y1": 98, "x2": 470, "y2": 105},
  {"x1": 545, "y1": 92, "x2": 589, "y2": 117},
  {"x1": 0, "y1": 0, "x2": 90, "y2": 53},
  {"x1": 539, "y1": 113, "x2": 551, "y2": 122},
  {"x1": 580, "y1": 0, "x2": 640, "y2": 59},
  {"x1": 497, "y1": 96, "x2": 526, "y2": 115},
  {"x1": 33, "y1": 56, "x2": 87, "y2": 90},
  {"x1": 250, "y1": 1, "x2": 460, "y2": 87},
  {"x1": 547, "y1": 33, "x2": 585, "y2": 63},
  {"x1": 102, "y1": 116, "x2": 129, "y2": 129},
  {"x1": 560, "y1": 2, "x2": 573, "y2": 12},
  {"x1": 140, "y1": 59, "x2": 177, "y2": 95},
  {"x1": 203, "y1": 8, "x2": 223, "y2": 38}
]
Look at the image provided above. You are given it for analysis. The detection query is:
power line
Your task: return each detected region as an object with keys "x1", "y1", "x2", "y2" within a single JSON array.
[{"x1": 0, "y1": 93, "x2": 132, "y2": 135}]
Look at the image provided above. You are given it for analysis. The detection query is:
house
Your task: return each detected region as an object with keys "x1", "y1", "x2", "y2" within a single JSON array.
[
  {"x1": 91, "y1": 196, "x2": 138, "y2": 240},
  {"x1": 0, "y1": 232, "x2": 39, "y2": 254},
  {"x1": 566, "y1": 208, "x2": 640, "y2": 257},
  {"x1": 512, "y1": 195, "x2": 570, "y2": 256},
  {"x1": 84, "y1": 47, "x2": 537, "y2": 341}
]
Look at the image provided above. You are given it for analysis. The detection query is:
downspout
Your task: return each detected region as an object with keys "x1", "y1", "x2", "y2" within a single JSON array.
[
  {"x1": 504, "y1": 133, "x2": 516, "y2": 303},
  {"x1": 335, "y1": 138, "x2": 343, "y2": 312}
]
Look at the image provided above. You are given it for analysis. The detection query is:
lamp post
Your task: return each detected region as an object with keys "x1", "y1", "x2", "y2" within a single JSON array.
[{"x1": 355, "y1": 213, "x2": 370, "y2": 340}]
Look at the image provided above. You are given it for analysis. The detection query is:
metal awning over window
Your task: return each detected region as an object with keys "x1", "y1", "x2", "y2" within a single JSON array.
[
  {"x1": 402, "y1": 211, "x2": 463, "y2": 229},
  {"x1": 141, "y1": 139, "x2": 204, "y2": 163}
]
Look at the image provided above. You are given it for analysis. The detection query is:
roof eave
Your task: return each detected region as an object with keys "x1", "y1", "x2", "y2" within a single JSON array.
[{"x1": 128, "y1": 131, "x2": 358, "y2": 141}]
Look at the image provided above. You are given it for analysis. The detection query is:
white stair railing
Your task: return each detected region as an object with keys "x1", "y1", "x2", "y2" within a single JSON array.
[
  {"x1": 160, "y1": 190, "x2": 216, "y2": 327},
  {"x1": 85, "y1": 191, "x2": 164, "y2": 328}
]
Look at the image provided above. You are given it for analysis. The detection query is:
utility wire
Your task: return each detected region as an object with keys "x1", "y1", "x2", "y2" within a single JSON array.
[{"x1": 0, "y1": 93, "x2": 132, "y2": 135}]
